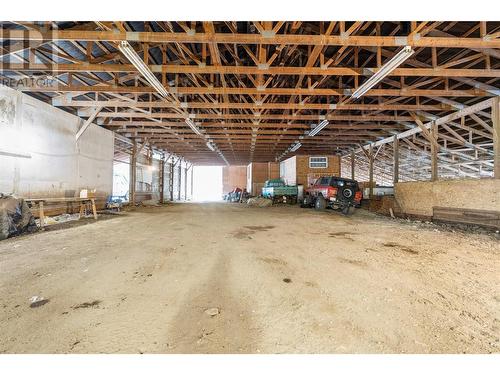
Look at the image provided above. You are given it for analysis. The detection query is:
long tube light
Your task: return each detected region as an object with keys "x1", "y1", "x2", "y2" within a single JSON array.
[
  {"x1": 204, "y1": 139, "x2": 229, "y2": 165},
  {"x1": 308, "y1": 119, "x2": 329, "y2": 137},
  {"x1": 290, "y1": 142, "x2": 302, "y2": 152},
  {"x1": 185, "y1": 118, "x2": 203, "y2": 136},
  {"x1": 351, "y1": 46, "x2": 414, "y2": 99},
  {"x1": 118, "y1": 41, "x2": 170, "y2": 99},
  {"x1": 206, "y1": 141, "x2": 215, "y2": 151}
]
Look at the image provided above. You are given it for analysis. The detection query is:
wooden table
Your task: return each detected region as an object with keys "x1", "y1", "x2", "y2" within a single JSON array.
[{"x1": 25, "y1": 197, "x2": 98, "y2": 228}]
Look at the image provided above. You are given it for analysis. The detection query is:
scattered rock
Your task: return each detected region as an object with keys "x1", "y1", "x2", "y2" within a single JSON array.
[
  {"x1": 283, "y1": 278, "x2": 292, "y2": 283},
  {"x1": 204, "y1": 307, "x2": 220, "y2": 317},
  {"x1": 29, "y1": 296, "x2": 50, "y2": 308}
]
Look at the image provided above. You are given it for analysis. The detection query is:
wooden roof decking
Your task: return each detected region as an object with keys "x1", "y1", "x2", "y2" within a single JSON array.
[{"x1": 1, "y1": 21, "x2": 499, "y2": 177}]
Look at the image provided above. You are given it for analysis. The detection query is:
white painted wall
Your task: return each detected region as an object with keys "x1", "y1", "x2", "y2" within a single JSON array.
[
  {"x1": 0, "y1": 85, "x2": 114, "y2": 201},
  {"x1": 280, "y1": 156, "x2": 297, "y2": 186}
]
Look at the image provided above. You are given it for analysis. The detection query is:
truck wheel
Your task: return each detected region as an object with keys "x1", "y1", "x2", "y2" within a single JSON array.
[
  {"x1": 300, "y1": 195, "x2": 311, "y2": 208},
  {"x1": 315, "y1": 196, "x2": 326, "y2": 210}
]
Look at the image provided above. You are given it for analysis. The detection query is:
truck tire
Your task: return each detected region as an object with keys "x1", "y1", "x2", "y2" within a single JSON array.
[
  {"x1": 315, "y1": 195, "x2": 326, "y2": 210},
  {"x1": 300, "y1": 195, "x2": 312, "y2": 208},
  {"x1": 341, "y1": 187, "x2": 354, "y2": 200}
]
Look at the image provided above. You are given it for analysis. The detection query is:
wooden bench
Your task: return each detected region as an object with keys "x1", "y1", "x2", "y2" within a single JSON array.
[{"x1": 25, "y1": 197, "x2": 98, "y2": 228}]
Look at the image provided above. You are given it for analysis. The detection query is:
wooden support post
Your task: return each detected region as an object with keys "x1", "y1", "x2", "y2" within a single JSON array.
[
  {"x1": 159, "y1": 155, "x2": 165, "y2": 204},
  {"x1": 79, "y1": 202, "x2": 84, "y2": 218},
  {"x1": 430, "y1": 121, "x2": 439, "y2": 181},
  {"x1": 369, "y1": 144, "x2": 374, "y2": 199},
  {"x1": 350, "y1": 151, "x2": 355, "y2": 180},
  {"x1": 91, "y1": 198, "x2": 98, "y2": 220},
  {"x1": 129, "y1": 140, "x2": 137, "y2": 205},
  {"x1": 393, "y1": 135, "x2": 399, "y2": 184},
  {"x1": 39, "y1": 201, "x2": 45, "y2": 228},
  {"x1": 493, "y1": 97, "x2": 500, "y2": 179}
]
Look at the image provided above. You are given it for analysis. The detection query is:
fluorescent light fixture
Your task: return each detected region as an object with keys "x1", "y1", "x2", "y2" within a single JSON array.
[
  {"x1": 203, "y1": 139, "x2": 229, "y2": 165},
  {"x1": 185, "y1": 118, "x2": 203, "y2": 136},
  {"x1": 351, "y1": 46, "x2": 414, "y2": 99},
  {"x1": 206, "y1": 141, "x2": 215, "y2": 151},
  {"x1": 118, "y1": 41, "x2": 170, "y2": 99},
  {"x1": 290, "y1": 142, "x2": 302, "y2": 152},
  {"x1": 308, "y1": 119, "x2": 329, "y2": 137}
]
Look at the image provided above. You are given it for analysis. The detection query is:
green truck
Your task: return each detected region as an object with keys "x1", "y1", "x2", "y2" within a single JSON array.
[{"x1": 261, "y1": 179, "x2": 298, "y2": 204}]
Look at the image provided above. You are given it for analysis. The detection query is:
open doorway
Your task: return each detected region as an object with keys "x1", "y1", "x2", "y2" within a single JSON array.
[
  {"x1": 192, "y1": 166, "x2": 223, "y2": 202},
  {"x1": 112, "y1": 161, "x2": 130, "y2": 201}
]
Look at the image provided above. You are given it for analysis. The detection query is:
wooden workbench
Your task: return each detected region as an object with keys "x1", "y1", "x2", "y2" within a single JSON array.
[{"x1": 25, "y1": 197, "x2": 98, "y2": 228}]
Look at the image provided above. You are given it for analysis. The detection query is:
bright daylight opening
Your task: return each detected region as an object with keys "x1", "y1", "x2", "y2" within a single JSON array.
[
  {"x1": 192, "y1": 166, "x2": 223, "y2": 202},
  {"x1": 112, "y1": 162, "x2": 130, "y2": 200}
]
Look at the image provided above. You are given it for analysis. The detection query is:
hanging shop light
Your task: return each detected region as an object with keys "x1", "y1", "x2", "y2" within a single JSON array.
[
  {"x1": 290, "y1": 142, "x2": 302, "y2": 152},
  {"x1": 118, "y1": 41, "x2": 170, "y2": 99},
  {"x1": 308, "y1": 119, "x2": 329, "y2": 137},
  {"x1": 185, "y1": 118, "x2": 203, "y2": 136},
  {"x1": 351, "y1": 46, "x2": 414, "y2": 99}
]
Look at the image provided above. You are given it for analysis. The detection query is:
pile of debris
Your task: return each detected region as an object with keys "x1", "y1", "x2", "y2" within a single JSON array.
[
  {"x1": 223, "y1": 187, "x2": 250, "y2": 203},
  {"x1": 0, "y1": 193, "x2": 38, "y2": 240},
  {"x1": 246, "y1": 197, "x2": 273, "y2": 207}
]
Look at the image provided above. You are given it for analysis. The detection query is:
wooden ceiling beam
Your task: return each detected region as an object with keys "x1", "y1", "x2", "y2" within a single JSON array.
[
  {"x1": 91, "y1": 111, "x2": 413, "y2": 121},
  {"x1": 105, "y1": 120, "x2": 407, "y2": 129},
  {"x1": 54, "y1": 99, "x2": 450, "y2": 111},
  {"x1": 15, "y1": 85, "x2": 491, "y2": 97},
  {"x1": 2, "y1": 29, "x2": 499, "y2": 49},
  {"x1": 4, "y1": 63, "x2": 498, "y2": 78}
]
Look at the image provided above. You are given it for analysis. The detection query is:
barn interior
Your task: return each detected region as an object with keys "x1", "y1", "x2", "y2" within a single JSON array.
[{"x1": 0, "y1": 20, "x2": 499, "y2": 355}]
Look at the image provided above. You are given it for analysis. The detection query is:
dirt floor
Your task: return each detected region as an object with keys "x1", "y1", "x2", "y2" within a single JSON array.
[{"x1": 0, "y1": 203, "x2": 498, "y2": 354}]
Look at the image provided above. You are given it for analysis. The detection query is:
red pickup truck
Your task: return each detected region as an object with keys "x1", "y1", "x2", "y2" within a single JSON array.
[{"x1": 301, "y1": 176, "x2": 362, "y2": 215}]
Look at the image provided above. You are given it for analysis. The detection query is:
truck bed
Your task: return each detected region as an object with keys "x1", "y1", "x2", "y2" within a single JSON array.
[{"x1": 262, "y1": 186, "x2": 298, "y2": 198}]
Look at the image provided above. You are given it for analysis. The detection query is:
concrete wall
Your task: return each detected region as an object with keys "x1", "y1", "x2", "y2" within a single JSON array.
[
  {"x1": 0, "y1": 85, "x2": 114, "y2": 210},
  {"x1": 394, "y1": 179, "x2": 500, "y2": 218}
]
